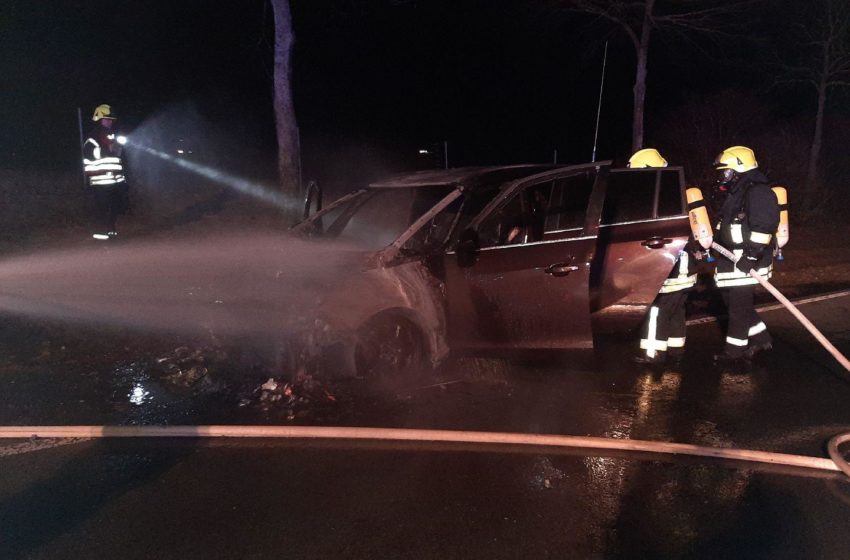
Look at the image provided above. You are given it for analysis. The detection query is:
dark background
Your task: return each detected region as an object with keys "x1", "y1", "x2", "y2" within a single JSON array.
[{"x1": 1, "y1": 0, "x2": 848, "y2": 199}]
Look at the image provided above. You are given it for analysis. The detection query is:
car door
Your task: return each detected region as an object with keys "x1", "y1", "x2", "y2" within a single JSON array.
[
  {"x1": 443, "y1": 164, "x2": 607, "y2": 351},
  {"x1": 590, "y1": 167, "x2": 691, "y2": 333}
]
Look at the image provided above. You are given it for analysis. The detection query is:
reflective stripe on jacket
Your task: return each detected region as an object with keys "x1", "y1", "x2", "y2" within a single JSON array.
[
  {"x1": 83, "y1": 136, "x2": 125, "y2": 187},
  {"x1": 714, "y1": 170, "x2": 779, "y2": 288},
  {"x1": 659, "y1": 250, "x2": 697, "y2": 293}
]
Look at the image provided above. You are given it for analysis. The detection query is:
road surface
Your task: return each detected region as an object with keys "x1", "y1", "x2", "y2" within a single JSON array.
[{"x1": 1, "y1": 291, "x2": 850, "y2": 559}]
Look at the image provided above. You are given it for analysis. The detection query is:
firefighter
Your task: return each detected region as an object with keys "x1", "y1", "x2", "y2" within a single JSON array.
[
  {"x1": 711, "y1": 146, "x2": 780, "y2": 363},
  {"x1": 83, "y1": 104, "x2": 129, "y2": 240},
  {"x1": 630, "y1": 149, "x2": 699, "y2": 366}
]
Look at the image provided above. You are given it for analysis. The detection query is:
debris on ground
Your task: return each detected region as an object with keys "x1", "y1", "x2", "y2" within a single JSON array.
[
  {"x1": 242, "y1": 374, "x2": 338, "y2": 419},
  {"x1": 155, "y1": 346, "x2": 223, "y2": 387},
  {"x1": 530, "y1": 456, "x2": 567, "y2": 490}
]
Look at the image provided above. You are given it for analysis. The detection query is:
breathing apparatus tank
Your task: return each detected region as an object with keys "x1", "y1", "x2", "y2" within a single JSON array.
[
  {"x1": 772, "y1": 186, "x2": 789, "y2": 260},
  {"x1": 686, "y1": 187, "x2": 713, "y2": 250}
]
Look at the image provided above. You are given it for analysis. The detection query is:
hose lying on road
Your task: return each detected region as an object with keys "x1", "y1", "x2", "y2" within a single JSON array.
[
  {"x1": 829, "y1": 433, "x2": 850, "y2": 479},
  {"x1": 0, "y1": 424, "x2": 847, "y2": 478}
]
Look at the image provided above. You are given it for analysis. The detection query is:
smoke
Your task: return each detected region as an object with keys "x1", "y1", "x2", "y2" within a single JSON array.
[{"x1": 121, "y1": 102, "x2": 285, "y2": 220}]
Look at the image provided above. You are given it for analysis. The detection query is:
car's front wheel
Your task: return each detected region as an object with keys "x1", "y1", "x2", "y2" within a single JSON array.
[{"x1": 354, "y1": 314, "x2": 426, "y2": 381}]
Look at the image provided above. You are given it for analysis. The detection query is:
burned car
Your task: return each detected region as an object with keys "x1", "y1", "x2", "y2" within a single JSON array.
[{"x1": 290, "y1": 162, "x2": 690, "y2": 377}]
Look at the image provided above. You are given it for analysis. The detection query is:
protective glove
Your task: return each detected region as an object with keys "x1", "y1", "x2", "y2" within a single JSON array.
[{"x1": 736, "y1": 254, "x2": 758, "y2": 274}]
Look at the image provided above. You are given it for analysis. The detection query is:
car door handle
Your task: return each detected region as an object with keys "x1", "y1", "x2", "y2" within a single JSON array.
[
  {"x1": 544, "y1": 263, "x2": 580, "y2": 277},
  {"x1": 641, "y1": 236, "x2": 673, "y2": 249}
]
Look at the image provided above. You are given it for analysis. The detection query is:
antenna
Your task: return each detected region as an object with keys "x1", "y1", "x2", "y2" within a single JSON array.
[
  {"x1": 591, "y1": 41, "x2": 609, "y2": 163},
  {"x1": 77, "y1": 107, "x2": 87, "y2": 188}
]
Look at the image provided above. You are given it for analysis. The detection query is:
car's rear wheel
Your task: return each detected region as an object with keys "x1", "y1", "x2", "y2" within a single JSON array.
[{"x1": 354, "y1": 315, "x2": 426, "y2": 381}]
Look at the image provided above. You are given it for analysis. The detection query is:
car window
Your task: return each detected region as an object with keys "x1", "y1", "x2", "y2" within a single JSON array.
[
  {"x1": 402, "y1": 196, "x2": 463, "y2": 253},
  {"x1": 320, "y1": 186, "x2": 453, "y2": 250},
  {"x1": 657, "y1": 170, "x2": 684, "y2": 217},
  {"x1": 477, "y1": 180, "x2": 572, "y2": 248},
  {"x1": 477, "y1": 191, "x2": 530, "y2": 247},
  {"x1": 601, "y1": 170, "x2": 656, "y2": 224},
  {"x1": 544, "y1": 172, "x2": 595, "y2": 232}
]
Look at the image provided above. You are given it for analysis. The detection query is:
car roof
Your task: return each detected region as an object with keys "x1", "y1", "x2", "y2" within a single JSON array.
[{"x1": 368, "y1": 164, "x2": 563, "y2": 188}]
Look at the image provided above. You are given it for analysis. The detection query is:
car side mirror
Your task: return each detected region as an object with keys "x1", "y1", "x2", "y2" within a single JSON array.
[
  {"x1": 302, "y1": 179, "x2": 323, "y2": 220},
  {"x1": 456, "y1": 228, "x2": 480, "y2": 267}
]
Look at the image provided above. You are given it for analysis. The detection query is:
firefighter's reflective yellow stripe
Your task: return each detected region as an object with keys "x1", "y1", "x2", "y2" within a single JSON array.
[
  {"x1": 644, "y1": 306, "x2": 661, "y2": 358},
  {"x1": 660, "y1": 253, "x2": 696, "y2": 293},
  {"x1": 716, "y1": 266, "x2": 772, "y2": 280},
  {"x1": 748, "y1": 322, "x2": 767, "y2": 336},
  {"x1": 90, "y1": 174, "x2": 125, "y2": 186},
  {"x1": 659, "y1": 274, "x2": 697, "y2": 293},
  {"x1": 679, "y1": 251, "x2": 689, "y2": 276},
  {"x1": 667, "y1": 337, "x2": 686, "y2": 348},
  {"x1": 640, "y1": 339, "x2": 668, "y2": 352},
  {"x1": 83, "y1": 156, "x2": 121, "y2": 165},
  {"x1": 726, "y1": 336, "x2": 749, "y2": 347},
  {"x1": 731, "y1": 223, "x2": 744, "y2": 244},
  {"x1": 85, "y1": 162, "x2": 124, "y2": 172},
  {"x1": 84, "y1": 156, "x2": 121, "y2": 164},
  {"x1": 715, "y1": 266, "x2": 772, "y2": 287},
  {"x1": 750, "y1": 231, "x2": 772, "y2": 244},
  {"x1": 716, "y1": 275, "x2": 772, "y2": 288}
]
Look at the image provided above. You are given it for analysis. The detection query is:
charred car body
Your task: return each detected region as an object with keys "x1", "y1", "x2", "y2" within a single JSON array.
[{"x1": 290, "y1": 163, "x2": 690, "y2": 377}]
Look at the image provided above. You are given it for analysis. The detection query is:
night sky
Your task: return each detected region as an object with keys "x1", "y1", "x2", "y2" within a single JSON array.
[{"x1": 1, "y1": 0, "x2": 846, "y2": 189}]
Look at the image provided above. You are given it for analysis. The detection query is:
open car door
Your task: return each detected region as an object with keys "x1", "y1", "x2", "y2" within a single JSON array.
[
  {"x1": 443, "y1": 164, "x2": 608, "y2": 351},
  {"x1": 589, "y1": 166, "x2": 691, "y2": 333}
]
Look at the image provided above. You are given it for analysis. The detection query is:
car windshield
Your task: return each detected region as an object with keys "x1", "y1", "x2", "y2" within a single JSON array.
[{"x1": 306, "y1": 186, "x2": 455, "y2": 250}]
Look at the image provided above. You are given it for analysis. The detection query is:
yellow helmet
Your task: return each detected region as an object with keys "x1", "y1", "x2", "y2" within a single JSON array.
[
  {"x1": 628, "y1": 148, "x2": 668, "y2": 168},
  {"x1": 714, "y1": 146, "x2": 757, "y2": 173},
  {"x1": 92, "y1": 104, "x2": 116, "y2": 121}
]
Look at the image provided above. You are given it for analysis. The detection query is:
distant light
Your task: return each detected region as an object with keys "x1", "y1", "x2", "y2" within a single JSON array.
[
  {"x1": 177, "y1": 149, "x2": 185, "y2": 154},
  {"x1": 418, "y1": 149, "x2": 430, "y2": 155},
  {"x1": 117, "y1": 135, "x2": 128, "y2": 145}
]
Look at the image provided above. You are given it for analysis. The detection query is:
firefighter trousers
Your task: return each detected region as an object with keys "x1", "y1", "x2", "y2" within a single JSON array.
[
  {"x1": 721, "y1": 285, "x2": 771, "y2": 357},
  {"x1": 92, "y1": 183, "x2": 129, "y2": 235},
  {"x1": 639, "y1": 290, "x2": 688, "y2": 359}
]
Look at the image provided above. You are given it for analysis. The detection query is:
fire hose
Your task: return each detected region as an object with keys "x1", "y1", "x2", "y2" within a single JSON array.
[
  {"x1": 0, "y1": 425, "x2": 844, "y2": 476},
  {"x1": 711, "y1": 241, "x2": 850, "y2": 478},
  {"x1": 710, "y1": 242, "x2": 850, "y2": 374}
]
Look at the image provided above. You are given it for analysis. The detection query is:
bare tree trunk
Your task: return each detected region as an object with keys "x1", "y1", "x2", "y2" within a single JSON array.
[
  {"x1": 271, "y1": 0, "x2": 300, "y2": 204},
  {"x1": 806, "y1": 78, "x2": 827, "y2": 197},
  {"x1": 631, "y1": 0, "x2": 654, "y2": 152}
]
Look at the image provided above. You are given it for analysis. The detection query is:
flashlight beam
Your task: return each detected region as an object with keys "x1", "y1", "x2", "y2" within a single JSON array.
[{"x1": 131, "y1": 142, "x2": 298, "y2": 212}]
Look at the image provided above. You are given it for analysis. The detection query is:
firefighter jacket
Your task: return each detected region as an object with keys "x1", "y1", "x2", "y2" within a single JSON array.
[
  {"x1": 714, "y1": 169, "x2": 780, "y2": 288},
  {"x1": 83, "y1": 125, "x2": 126, "y2": 187},
  {"x1": 659, "y1": 246, "x2": 698, "y2": 293}
]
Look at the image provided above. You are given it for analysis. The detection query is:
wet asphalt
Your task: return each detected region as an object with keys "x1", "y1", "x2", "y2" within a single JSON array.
[{"x1": 1, "y1": 293, "x2": 850, "y2": 559}]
